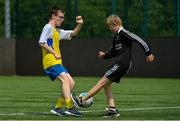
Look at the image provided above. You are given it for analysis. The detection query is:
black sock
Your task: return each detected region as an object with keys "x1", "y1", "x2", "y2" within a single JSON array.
[{"x1": 109, "y1": 106, "x2": 116, "y2": 109}]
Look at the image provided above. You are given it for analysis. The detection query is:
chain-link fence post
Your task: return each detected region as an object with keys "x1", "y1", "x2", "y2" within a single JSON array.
[
  {"x1": 175, "y1": 0, "x2": 180, "y2": 36},
  {"x1": 112, "y1": 0, "x2": 116, "y2": 14},
  {"x1": 13, "y1": 0, "x2": 19, "y2": 38},
  {"x1": 124, "y1": 0, "x2": 128, "y2": 28},
  {"x1": 143, "y1": 0, "x2": 148, "y2": 37},
  {"x1": 5, "y1": 0, "x2": 11, "y2": 38},
  {"x1": 74, "y1": 0, "x2": 78, "y2": 17}
]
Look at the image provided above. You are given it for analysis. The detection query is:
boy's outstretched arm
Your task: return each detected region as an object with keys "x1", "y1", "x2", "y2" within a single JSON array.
[
  {"x1": 71, "y1": 16, "x2": 83, "y2": 36},
  {"x1": 123, "y1": 30, "x2": 155, "y2": 62}
]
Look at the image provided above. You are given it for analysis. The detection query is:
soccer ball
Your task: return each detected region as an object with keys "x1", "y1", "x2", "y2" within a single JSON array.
[{"x1": 79, "y1": 92, "x2": 93, "y2": 108}]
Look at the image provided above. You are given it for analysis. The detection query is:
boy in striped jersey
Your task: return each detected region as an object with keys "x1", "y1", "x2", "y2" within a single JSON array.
[{"x1": 72, "y1": 15, "x2": 155, "y2": 117}]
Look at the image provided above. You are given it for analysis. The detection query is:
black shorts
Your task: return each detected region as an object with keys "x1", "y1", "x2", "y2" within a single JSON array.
[{"x1": 104, "y1": 63, "x2": 131, "y2": 83}]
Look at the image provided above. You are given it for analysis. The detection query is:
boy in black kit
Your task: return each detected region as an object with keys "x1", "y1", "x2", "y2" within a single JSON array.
[{"x1": 72, "y1": 15, "x2": 155, "y2": 117}]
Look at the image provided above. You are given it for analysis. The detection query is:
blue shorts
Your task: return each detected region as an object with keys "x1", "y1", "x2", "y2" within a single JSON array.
[{"x1": 44, "y1": 64, "x2": 68, "y2": 81}]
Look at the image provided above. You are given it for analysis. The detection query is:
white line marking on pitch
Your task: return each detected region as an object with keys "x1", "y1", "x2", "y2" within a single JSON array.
[
  {"x1": 0, "y1": 113, "x2": 25, "y2": 116},
  {"x1": 81, "y1": 106, "x2": 180, "y2": 112},
  {"x1": 0, "y1": 106, "x2": 180, "y2": 115}
]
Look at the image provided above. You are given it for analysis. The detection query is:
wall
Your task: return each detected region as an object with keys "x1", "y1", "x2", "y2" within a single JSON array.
[
  {"x1": 0, "y1": 39, "x2": 15, "y2": 75},
  {"x1": 16, "y1": 39, "x2": 43, "y2": 75},
  {"x1": 15, "y1": 37, "x2": 180, "y2": 78}
]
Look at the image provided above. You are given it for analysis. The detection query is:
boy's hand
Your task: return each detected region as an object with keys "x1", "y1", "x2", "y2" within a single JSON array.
[
  {"x1": 76, "y1": 16, "x2": 83, "y2": 24},
  {"x1": 98, "y1": 51, "x2": 105, "y2": 58},
  {"x1": 146, "y1": 54, "x2": 155, "y2": 62}
]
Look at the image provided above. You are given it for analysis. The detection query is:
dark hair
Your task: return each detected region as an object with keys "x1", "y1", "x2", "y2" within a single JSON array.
[{"x1": 49, "y1": 6, "x2": 64, "y2": 19}]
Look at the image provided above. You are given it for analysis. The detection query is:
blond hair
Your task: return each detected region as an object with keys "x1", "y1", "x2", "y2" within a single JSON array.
[{"x1": 106, "y1": 15, "x2": 122, "y2": 26}]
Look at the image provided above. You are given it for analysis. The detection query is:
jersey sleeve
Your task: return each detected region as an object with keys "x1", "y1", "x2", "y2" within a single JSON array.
[
  {"x1": 39, "y1": 24, "x2": 52, "y2": 44},
  {"x1": 59, "y1": 29, "x2": 73, "y2": 40},
  {"x1": 103, "y1": 47, "x2": 115, "y2": 59},
  {"x1": 122, "y1": 29, "x2": 151, "y2": 56}
]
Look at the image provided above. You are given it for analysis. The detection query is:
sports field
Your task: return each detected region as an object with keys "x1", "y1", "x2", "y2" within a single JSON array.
[{"x1": 0, "y1": 76, "x2": 180, "y2": 120}]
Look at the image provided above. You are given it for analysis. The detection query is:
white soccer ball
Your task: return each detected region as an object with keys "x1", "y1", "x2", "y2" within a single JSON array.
[{"x1": 79, "y1": 92, "x2": 93, "y2": 108}]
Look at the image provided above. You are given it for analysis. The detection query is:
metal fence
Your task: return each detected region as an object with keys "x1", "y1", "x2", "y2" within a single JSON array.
[{"x1": 0, "y1": 0, "x2": 180, "y2": 39}]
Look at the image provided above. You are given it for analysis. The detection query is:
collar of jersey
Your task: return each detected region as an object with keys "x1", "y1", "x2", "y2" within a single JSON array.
[{"x1": 118, "y1": 26, "x2": 124, "y2": 33}]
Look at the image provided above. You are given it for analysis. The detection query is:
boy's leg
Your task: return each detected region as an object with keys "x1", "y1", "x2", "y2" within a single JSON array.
[
  {"x1": 50, "y1": 73, "x2": 71, "y2": 116},
  {"x1": 103, "y1": 82, "x2": 120, "y2": 117},
  {"x1": 55, "y1": 95, "x2": 65, "y2": 108},
  {"x1": 82, "y1": 76, "x2": 109, "y2": 101},
  {"x1": 57, "y1": 72, "x2": 82, "y2": 117},
  {"x1": 66, "y1": 73, "x2": 75, "y2": 91},
  {"x1": 54, "y1": 73, "x2": 75, "y2": 109},
  {"x1": 104, "y1": 81, "x2": 114, "y2": 107},
  {"x1": 50, "y1": 94, "x2": 66, "y2": 116},
  {"x1": 72, "y1": 76, "x2": 111, "y2": 108},
  {"x1": 57, "y1": 72, "x2": 71, "y2": 100}
]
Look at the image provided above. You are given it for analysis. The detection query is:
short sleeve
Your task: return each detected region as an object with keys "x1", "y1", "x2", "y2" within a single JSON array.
[
  {"x1": 39, "y1": 24, "x2": 52, "y2": 43},
  {"x1": 59, "y1": 29, "x2": 73, "y2": 40}
]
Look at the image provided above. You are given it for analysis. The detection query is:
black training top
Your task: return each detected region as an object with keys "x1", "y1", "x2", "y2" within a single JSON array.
[{"x1": 103, "y1": 27, "x2": 152, "y2": 66}]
